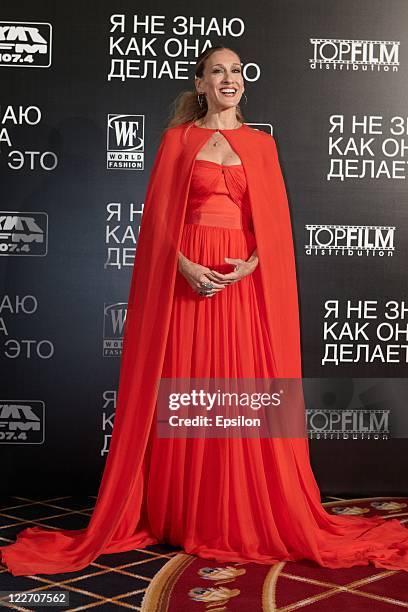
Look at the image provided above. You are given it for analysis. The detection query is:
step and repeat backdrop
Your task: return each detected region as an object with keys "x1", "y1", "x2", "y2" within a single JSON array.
[{"x1": 1, "y1": 0, "x2": 408, "y2": 495}]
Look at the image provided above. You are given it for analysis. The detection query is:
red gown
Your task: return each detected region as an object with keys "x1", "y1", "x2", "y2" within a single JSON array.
[
  {"x1": 146, "y1": 153, "x2": 408, "y2": 567},
  {"x1": 1, "y1": 123, "x2": 408, "y2": 576}
]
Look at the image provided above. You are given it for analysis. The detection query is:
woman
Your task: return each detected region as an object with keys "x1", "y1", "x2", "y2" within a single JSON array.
[{"x1": 1, "y1": 45, "x2": 408, "y2": 576}]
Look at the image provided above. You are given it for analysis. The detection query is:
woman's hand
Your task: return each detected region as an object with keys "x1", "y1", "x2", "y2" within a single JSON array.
[
  {"x1": 205, "y1": 255, "x2": 259, "y2": 286},
  {"x1": 178, "y1": 255, "x2": 226, "y2": 298}
]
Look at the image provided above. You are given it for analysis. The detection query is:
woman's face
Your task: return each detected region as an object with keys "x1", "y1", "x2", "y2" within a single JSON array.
[{"x1": 195, "y1": 49, "x2": 245, "y2": 113}]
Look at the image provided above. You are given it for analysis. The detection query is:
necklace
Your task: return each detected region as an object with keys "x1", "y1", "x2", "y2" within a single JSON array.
[{"x1": 197, "y1": 119, "x2": 242, "y2": 146}]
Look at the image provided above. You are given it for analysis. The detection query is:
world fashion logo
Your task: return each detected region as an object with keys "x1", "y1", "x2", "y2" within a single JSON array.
[
  {"x1": 107, "y1": 114, "x2": 145, "y2": 170},
  {"x1": 0, "y1": 401, "x2": 44, "y2": 444},
  {"x1": 0, "y1": 21, "x2": 52, "y2": 68},
  {"x1": 309, "y1": 38, "x2": 400, "y2": 71},
  {"x1": 103, "y1": 302, "x2": 127, "y2": 356},
  {"x1": 0, "y1": 212, "x2": 48, "y2": 256},
  {"x1": 305, "y1": 224, "x2": 395, "y2": 256}
]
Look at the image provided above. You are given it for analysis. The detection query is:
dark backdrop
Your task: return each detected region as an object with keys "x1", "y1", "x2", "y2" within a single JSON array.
[{"x1": 1, "y1": 0, "x2": 408, "y2": 496}]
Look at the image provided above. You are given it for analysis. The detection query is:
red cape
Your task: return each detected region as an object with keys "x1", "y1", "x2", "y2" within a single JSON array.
[{"x1": 0, "y1": 120, "x2": 307, "y2": 575}]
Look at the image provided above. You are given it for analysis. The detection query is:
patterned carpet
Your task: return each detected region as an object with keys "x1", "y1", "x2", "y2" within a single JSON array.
[{"x1": 0, "y1": 495, "x2": 407, "y2": 610}]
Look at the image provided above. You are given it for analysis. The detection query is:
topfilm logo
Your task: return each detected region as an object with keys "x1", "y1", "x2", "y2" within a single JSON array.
[
  {"x1": 309, "y1": 38, "x2": 400, "y2": 71},
  {"x1": 305, "y1": 224, "x2": 395, "y2": 257},
  {"x1": 107, "y1": 114, "x2": 145, "y2": 170},
  {"x1": 0, "y1": 21, "x2": 52, "y2": 68}
]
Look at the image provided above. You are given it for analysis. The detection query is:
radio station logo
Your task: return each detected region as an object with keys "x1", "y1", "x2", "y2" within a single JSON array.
[
  {"x1": 0, "y1": 21, "x2": 52, "y2": 68},
  {"x1": 103, "y1": 302, "x2": 127, "y2": 356},
  {"x1": 107, "y1": 114, "x2": 145, "y2": 170},
  {"x1": 0, "y1": 211, "x2": 48, "y2": 256},
  {"x1": 305, "y1": 223, "x2": 395, "y2": 256},
  {"x1": 309, "y1": 38, "x2": 400, "y2": 71},
  {"x1": 0, "y1": 400, "x2": 45, "y2": 444}
]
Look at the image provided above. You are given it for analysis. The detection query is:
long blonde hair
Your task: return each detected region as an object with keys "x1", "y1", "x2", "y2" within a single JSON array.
[{"x1": 161, "y1": 45, "x2": 245, "y2": 137}]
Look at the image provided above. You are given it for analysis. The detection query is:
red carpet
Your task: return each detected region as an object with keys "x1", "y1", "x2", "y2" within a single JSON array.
[{"x1": 142, "y1": 496, "x2": 408, "y2": 611}]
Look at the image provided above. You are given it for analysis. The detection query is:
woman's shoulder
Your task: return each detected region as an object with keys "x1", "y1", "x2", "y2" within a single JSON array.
[
  {"x1": 246, "y1": 125, "x2": 275, "y2": 142},
  {"x1": 243, "y1": 126, "x2": 277, "y2": 159},
  {"x1": 159, "y1": 122, "x2": 190, "y2": 145},
  {"x1": 160, "y1": 124, "x2": 181, "y2": 139}
]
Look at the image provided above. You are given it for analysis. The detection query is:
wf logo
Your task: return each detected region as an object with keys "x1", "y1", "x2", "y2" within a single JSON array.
[{"x1": 107, "y1": 114, "x2": 145, "y2": 170}]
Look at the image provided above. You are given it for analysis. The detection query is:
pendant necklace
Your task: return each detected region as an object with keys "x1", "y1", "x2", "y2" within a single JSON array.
[{"x1": 198, "y1": 119, "x2": 241, "y2": 146}]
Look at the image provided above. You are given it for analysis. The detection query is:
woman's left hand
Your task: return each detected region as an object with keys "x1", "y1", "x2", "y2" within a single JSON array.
[{"x1": 205, "y1": 256, "x2": 258, "y2": 286}]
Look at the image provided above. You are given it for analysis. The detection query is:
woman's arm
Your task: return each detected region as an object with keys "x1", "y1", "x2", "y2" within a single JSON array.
[
  {"x1": 178, "y1": 251, "x2": 190, "y2": 272},
  {"x1": 247, "y1": 247, "x2": 258, "y2": 267}
]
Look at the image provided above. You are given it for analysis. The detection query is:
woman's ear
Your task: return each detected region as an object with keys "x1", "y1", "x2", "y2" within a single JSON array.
[{"x1": 194, "y1": 76, "x2": 202, "y2": 94}]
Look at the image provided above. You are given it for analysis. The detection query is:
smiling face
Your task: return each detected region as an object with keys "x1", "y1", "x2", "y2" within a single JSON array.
[{"x1": 195, "y1": 48, "x2": 245, "y2": 112}]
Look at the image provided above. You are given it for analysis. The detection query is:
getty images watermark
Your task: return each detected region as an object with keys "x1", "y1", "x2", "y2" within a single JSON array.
[{"x1": 155, "y1": 378, "x2": 408, "y2": 439}]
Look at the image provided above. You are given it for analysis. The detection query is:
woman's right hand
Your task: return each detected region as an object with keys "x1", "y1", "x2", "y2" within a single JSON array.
[{"x1": 178, "y1": 256, "x2": 226, "y2": 297}]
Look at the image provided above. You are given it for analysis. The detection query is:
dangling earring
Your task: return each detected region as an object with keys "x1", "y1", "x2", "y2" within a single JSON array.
[
  {"x1": 197, "y1": 93, "x2": 205, "y2": 109},
  {"x1": 242, "y1": 91, "x2": 248, "y2": 105}
]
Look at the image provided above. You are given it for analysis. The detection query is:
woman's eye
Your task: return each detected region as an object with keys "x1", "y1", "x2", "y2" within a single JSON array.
[{"x1": 212, "y1": 68, "x2": 241, "y2": 73}]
